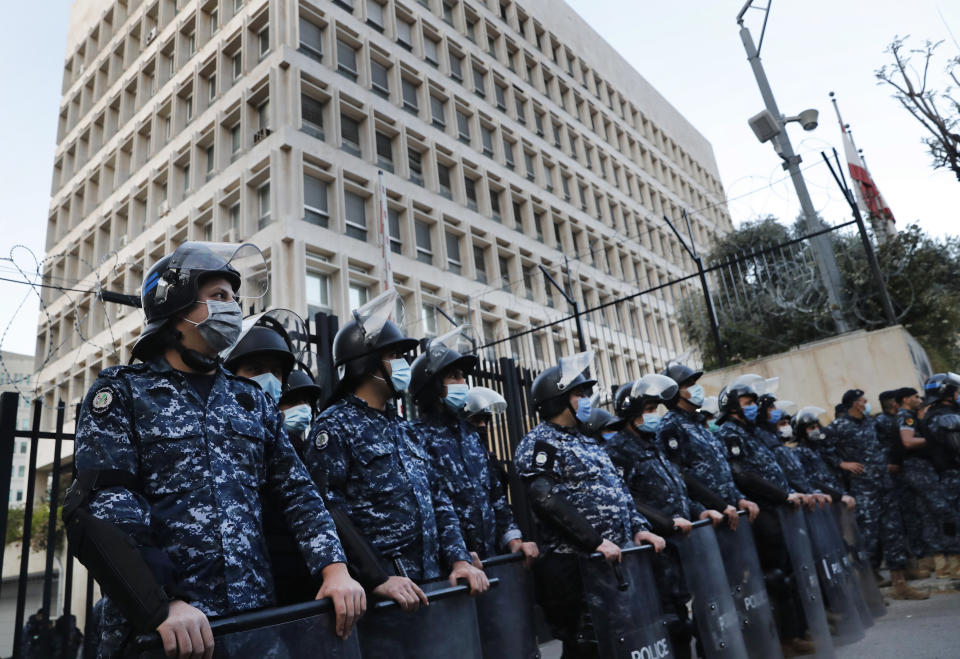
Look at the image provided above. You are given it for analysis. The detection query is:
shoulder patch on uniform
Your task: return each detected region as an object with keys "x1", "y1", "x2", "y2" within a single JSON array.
[
  {"x1": 315, "y1": 431, "x2": 330, "y2": 450},
  {"x1": 91, "y1": 388, "x2": 114, "y2": 415},
  {"x1": 905, "y1": 417, "x2": 914, "y2": 426},
  {"x1": 667, "y1": 438, "x2": 679, "y2": 450},
  {"x1": 532, "y1": 440, "x2": 558, "y2": 473},
  {"x1": 731, "y1": 445, "x2": 741, "y2": 457}
]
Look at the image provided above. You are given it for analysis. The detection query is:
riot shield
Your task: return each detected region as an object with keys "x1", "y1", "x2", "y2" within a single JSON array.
[
  {"x1": 126, "y1": 600, "x2": 362, "y2": 659},
  {"x1": 670, "y1": 521, "x2": 748, "y2": 659},
  {"x1": 804, "y1": 507, "x2": 866, "y2": 645},
  {"x1": 776, "y1": 506, "x2": 835, "y2": 659},
  {"x1": 358, "y1": 580, "x2": 484, "y2": 659},
  {"x1": 477, "y1": 553, "x2": 538, "y2": 659},
  {"x1": 818, "y1": 506, "x2": 874, "y2": 630},
  {"x1": 580, "y1": 545, "x2": 674, "y2": 659},
  {"x1": 715, "y1": 511, "x2": 783, "y2": 659},
  {"x1": 833, "y1": 503, "x2": 886, "y2": 619}
]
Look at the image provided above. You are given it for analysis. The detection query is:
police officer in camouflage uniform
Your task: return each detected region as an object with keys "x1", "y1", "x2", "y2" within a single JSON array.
[
  {"x1": 515, "y1": 351, "x2": 665, "y2": 659},
  {"x1": 65, "y1": 243, "x2": 365, "y2": 658},
  {"x1": 657, "y1": 364, "x2": 759, "y2": 529},
  {"x1": 833, "y1": 389, "x2": 926, "y2": 598},
  {"x1": 606, "y1": 375, "x2": 724, "y2": 659},
  {"x1": 301, "y1": 290, "x2": 488, "y2": 613},
  {"x1": 791, "y1": 407, "x2": 856, "y2": 510},
  {"x1": 917, "y1": 373, "x2": 960, "y2": 577},
  {"x1": 410, "y1": 328, "x2": 538, "y2": 565}
]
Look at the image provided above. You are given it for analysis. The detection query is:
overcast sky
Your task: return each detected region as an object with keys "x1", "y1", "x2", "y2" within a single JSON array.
[{"x1": 1, "y1": 1, "x2": 957, "y2": 357}]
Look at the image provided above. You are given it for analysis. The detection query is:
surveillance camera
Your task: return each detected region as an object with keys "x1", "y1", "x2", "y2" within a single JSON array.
[
  {"x1": 748, "y1": 110, "x2": 781, "y2": 143},
  {"x1": 798, "y1": 108, "x2": 818, "y2": 131}
]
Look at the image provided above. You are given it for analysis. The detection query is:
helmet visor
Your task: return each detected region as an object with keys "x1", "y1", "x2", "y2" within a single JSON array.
[
  {"x1": 464, "y1": 386, "x2": 507, "y2": 416},
  {"x1": 352, "y1": 289, "x2": 404, "y2": 344},
  {"x1": 730, "y1": 373, "x2": 765, "y2": 392},
  {"x1": 222, "y1": 308, "x2": 308, "y2": 363},
  {"x1": 167, "y1": 242, "x2": 270, "y2": 304},
  {"x1": 796, "y1": 406, "x2": 826, "y2": 426},
  {"x1": 701, "y1": 395, "x2": 719, "y2": 416},
  {"x1": 558, "y1": 350, "x2": 594, "y2": 390},
  {"x1": 762, "y1": 377, "x2": 780, "y2": 396},
  {"x1": 630, "y1": 373, "x2": 679, "y2": 400},
  {"x1": 426, "y1": 325, "x2": 475, "y2": 372},
  {"x1": 775, "y1": 399, "x2": 798, "y2": 416}
]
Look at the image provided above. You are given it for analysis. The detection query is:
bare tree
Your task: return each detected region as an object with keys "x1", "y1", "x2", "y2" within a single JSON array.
[{"x1": 877, "y1": 37, "x2": 960, "y2": 181}]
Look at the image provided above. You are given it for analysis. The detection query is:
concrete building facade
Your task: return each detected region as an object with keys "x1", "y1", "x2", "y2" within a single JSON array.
[
  {"x1": 0, "y1": 351, "x2": 35, "y2": 505},
  {"x1": 37, "y1": 0, "x2": 732, "y2": 420}
]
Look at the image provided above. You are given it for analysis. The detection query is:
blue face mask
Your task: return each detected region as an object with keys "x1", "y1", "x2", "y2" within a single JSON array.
[
  {"x1": 444, "y1": 383, "x2": 470, "y2": 412},
  {"x1": 639, "y1": 412, "x2": 660, "y2": 433},
  {"x1": 386, "y1": 358, "x2": 411, "y2": 393},
  {"x1": 601, "y1": 431, "x2": 617, "y2": 441},
  {"x1": 687, "y1": 384, "x2": 706, "y2": 407},
  {"x1": 742, "y1": 404, "x2": 759, "y2": 422},
  {"x1": 707, "y1": 421, "x2": 720, "y2": 433},
  {"x1": 863, "y1": 402, "x2": 872, "y2": 416},
  {"x1": 768, "y1": 409, "x2": 783, "y2": 424},
  {"x1": 575, "y1": 396, "x2": 592, "y2": 423},
  {"x1": 252, "y1": 373, "x2": 282, "y2": 404},
  {"x1": 283, "y1": 404, "x2": 312, "y2": 433}
]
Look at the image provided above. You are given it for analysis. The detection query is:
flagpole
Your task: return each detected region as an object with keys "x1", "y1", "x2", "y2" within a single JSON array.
[{"x1": 377, "y1": 170, "x2": 393, "y2": 291}]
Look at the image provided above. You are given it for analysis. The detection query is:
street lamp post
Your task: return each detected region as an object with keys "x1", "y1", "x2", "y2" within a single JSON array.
[{"x1": 737, "y1": 2, "x2": 850, "y2": 333}]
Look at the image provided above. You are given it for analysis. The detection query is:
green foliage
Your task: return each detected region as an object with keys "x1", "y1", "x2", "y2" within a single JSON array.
[
  {"x1": 681, "y1": 220, "x2": 960, "y2": 371},
  {"x1": 5, "y1": 503, "x2": 65, "y2": 553}
]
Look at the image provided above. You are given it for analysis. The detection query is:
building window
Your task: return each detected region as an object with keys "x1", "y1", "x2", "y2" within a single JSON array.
[
  {"x1": 503, "y1": 140, "x2": 514, "y2": 170},
  {"x1": 232, "y1": 52, "x2": 242, "y2": 79},
  {"x1": 449, "y1": 52, "x2": 463, "y2": 81},
  {"x1": 349, "y1": 282, "x2": 369, "y2": 310},
  {"x1": 306, "y1": 270, "x2": 331, "y2": 317},
  {"x1": 437, "y1": 163, "x2": 452, "y2": 199},
  {"x1": 302, "y1": 94, "x2": 324, "y2": 138},
  {"x1": 415, "y1": 220, "x2": 432, "y2": 263},
  {"x1": 472, "y1": 66, "x2": 485, "y2": 97},
  {"x1": 388, "y1": 207, "x2": 402, "y2": 253},
  {"x1": 473, "y1": 245, "x2": 488, "y2": 283},
  {"x1": 229, "y1": 203, "x2": 241, "y2": 233},
  {"x1": 304, "y1": 174, "x2": 329, "y2": 227},
  {"x1": 337, "y1": 39, "x2": 358, "y2": 81},
  {"x1": 515, "y1": 95, "x2": 526, "y2": 122},
  {"x1": 366, "y1": 0, "x2": 385, "y2": 30},
  {"x1": 499, "y1": 255, "x2": 511, "y2": 289},
  {"x1": 341, "y1": 115, "x2": 361, "y2": 156},
  {"x1": 375, "y1": 132, "x2": 393, "y2": 171},
  {"x1": 446, "y1": 232, "x2": 461, "y2": 274},
  {"x1": 185, "y1": 94, "x2": 193, "y2": 122},
  {"x1": 524, "y1": 151, "x2": 535, "y2": 181},
  {"x1": 371, "y1": 59, "x2": 390, "y2": 98},
  {"x1": 401, "y1": 79, "x2": 419, "y2": 114},
  {"x1": 258, "y1": 26, "x2": 270, "y2": 59},
  {"x1": 408, "y1": 148, "x2": 424, "y2": 185},
  {"x1": 205, "y1": 145, "x2": 215, "y2": 178},
  {"x1": 257, "y1": 183, "x2": 271, "y2": 228},
  {"x1": 208, "y1": 74, "x2": 217, "y2": 101},
  {"x1": 480, "y1": 126, "x2": 493, "y2": 156},
  {"x1": 442, "y1": 1, "x2": 454, "y2": 25},
  {"x1": 522, "y1": 265, "x2": 534, "y2": 300},
  {"x1": 396, "y1": 18, "x2": 413, "y2": 50},
  {"x1": 464, "y1": 176, "x2": 477, "y2": 211},
  {"x1": 344, "y1": 190, "x2": 367, "y2": 240},
  {"x1": 424, "y1": 36, "x2": 439, "y2": 66},
  {"x1": 258, "y1": 100, "x2": 270, "y2": 130},
  {"x1": 455, "y1": 110, "x2": 470, "y2": 143},
  {"x1": 299, "y1": 18, "x2": 323, "y2": 61},
  {"x1": 430, "y1": 95, "x2": 446, "y2": 128},
  {"x1": 494, "y1": 82, "x2": 507, "y2": 110},
  {"x1": 182, "y1": 163, "x2": 191, "y2": 192},
  {"x1": 17, "y1": 466, "x2": 25, "y2": 478},
  {"x1": 422, "y1": 304, "x2": 438, "y2": 337}
]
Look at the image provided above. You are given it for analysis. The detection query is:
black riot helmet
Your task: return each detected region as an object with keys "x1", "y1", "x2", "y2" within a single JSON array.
[
  {"x1": 221, "y1": 308, "x2": 308, "y2": 384},
  {"x1": 410, "y1": 326, "x2": 478, "y2": 408},
  {"x1": 718, "y1": 380, "x2": 759, "y2": 416},
  {"x1": 582, "y1": 407, "x2": 625, "y2": 439},
  {"x1": 661, "y1": 363, "x2": 703, "y2": 388},
  {"x1": 333, "y1": 289, "x2": 418, "y2": 389},
  {"x1": 615, "y1": 374, "x2": 678, "y2": 421},
  {"x1": 531, "y1": 351, "x2": 597, "y2": 419},
  {"x1": 792, "y1": 406, "x2": 826, "y2": 442},
  {"x1": 280, "y1": 369, "x2": 323, "y2": 408},
  {"x1": 923, "y1": 372, "x2": 960, "y2": 404},
  {"x1": 132, "y1": 242, "x2": 256, "y2": 360}
]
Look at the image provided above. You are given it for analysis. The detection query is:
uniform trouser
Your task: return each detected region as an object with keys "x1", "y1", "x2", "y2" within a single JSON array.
[
  {"x1": 891, "y1": 473, "x2": 927, "y2": 557},
  {"x1": 939, "y1": 467, "x2": 960, "y2": 552},
  {"x1": 752, "y1": 508, "x2": 807, "y2": 641},
  {"x1": 653, "y1": 548, "x2": 693, "y2": 659},
  {"x1": 901, "y1": 458, "x2": 959, "y2": 556},
  {"x1": 532, "y1": 553, "x2": 596, "y2": 659},
  {"x1": 850, "y1": 475, "x2": 907, "y2": 570}
]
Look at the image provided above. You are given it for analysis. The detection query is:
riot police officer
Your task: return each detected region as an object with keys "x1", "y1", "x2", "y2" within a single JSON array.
[
  {"x1": 301, "y1": 290, "x2": 488, "y2": 612},
  {"x1": 607, "y1": 374, "x2": 724, "y2": 659},
  {"x1": 657, "y1": 364, "x2": 758, "y2": 529},
  {"x1": 791, "y1": 407, "x2": 856, "y2": 510},
  {"x1": 279, "y1": 369, "x2": 323, "y2": 455},
  {"x1": 918, "y1": 373, "x2": 960, "y2": 578},
  {"x1": 833, "y1": 389, "x2": 926, "y2": 598},
  {"x1": 65, "y1": 242, "x2": 365, "y2": 658},
  {"x1": 515, "y1": 351, "x2": 665, "y2": 658},
  {"x1": 410, "y1": 328, "x2": 538, "y2": 565}
]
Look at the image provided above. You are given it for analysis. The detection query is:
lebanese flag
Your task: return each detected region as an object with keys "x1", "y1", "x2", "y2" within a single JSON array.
[{"x1": 841, "y1": 127, "x2": 895, "y2": 224}]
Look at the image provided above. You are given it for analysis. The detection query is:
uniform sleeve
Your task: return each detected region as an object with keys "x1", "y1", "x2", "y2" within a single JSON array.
[
  {"x1": 264, "y1": 405, "x2": 346, "y2": 577},
  {"x1": 775, "y1": 449, "x2": 814, "y2": 493},
  {"x1": 75, "y1": 375, "x2": 179, "y2": 588},
  {"x1": 819, "y1": 425, "x2": 843, "y2": 468},
  {"x1": 428, "y1": 471, "x2": 473, "y2": 568},
  {"x1": 488, "y1": 462, "x2": 522, "y2": 549},
  {"x1": 302, "y1": 414, "x2": 350, "y2": 508}
]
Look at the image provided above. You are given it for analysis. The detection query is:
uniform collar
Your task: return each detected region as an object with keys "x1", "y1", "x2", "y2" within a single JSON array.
[
  {"x1": 544, "y1": 420, "x2": 584, "y2": 439},
  {"x1": 344, "y1": 393, "x2": 397, "y2": 419}
]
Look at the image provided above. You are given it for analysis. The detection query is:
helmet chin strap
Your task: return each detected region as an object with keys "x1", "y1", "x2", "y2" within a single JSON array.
[{"x1": 165, "y1": 327, "x2": 220, "y2": 372}]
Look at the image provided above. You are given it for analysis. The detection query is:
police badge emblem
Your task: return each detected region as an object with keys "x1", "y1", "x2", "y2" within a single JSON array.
[
  {"x1": 668, "y1": 438, "x2": 679, "y2": 450},
  {"x1": 535, "y1": 451, "x2": 548, "y2": 466},
  {"x1": 91, "y1": 389, "x2": 114, "y2": 415},
  {"x1": 315, "y1": 432, "x2": 329, "y2": 450},
  {"x1": 731, "y1": 446, "x2": 741, "y2": 456},
  {"x1": 906, "y1": 417, "x2": 914, "y2": 426}
]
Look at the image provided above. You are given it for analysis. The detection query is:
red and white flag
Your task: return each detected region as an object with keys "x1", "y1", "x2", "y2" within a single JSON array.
[{"x1": 832, "y1": 96, "x2": 895, "y2": 225}]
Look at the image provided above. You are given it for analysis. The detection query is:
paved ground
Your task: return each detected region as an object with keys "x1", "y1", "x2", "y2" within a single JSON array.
[{"x1": 538, "y1": 580, "x2": 960, "y2": 659}]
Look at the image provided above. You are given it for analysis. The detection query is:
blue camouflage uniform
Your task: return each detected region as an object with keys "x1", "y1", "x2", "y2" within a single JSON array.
[
  {"x1": 605, "y1": 430, "x2": 705, "y2": 521},
  {"x1": 832, "y1": 413, "x2": 907, "y2": 569},
  {"x1": 915, "y1": 403, "x2": 960, "y2": 554},
  {"x1": 659, "y1": 408, "x2": 744, "y2": 506},
  {"x1": 515, "y1": 422, "x2": 648, "y2": 555},
  {"x1": 718, "y1": 419, "x2": 795, "y2": 493},
  {"x1": 756, "y1": 426, "x2": 816, "y2": 493},
  {"x1": 302, "y1": 395, "x2": 472, "y2": 580},
  {"x1": 413, "y1": 411, "x2": 522, "y2": 558},
  {"x1": 876, "y1": 412, "x2": 923, "y2": 556},
  {"x1": 74, "y1": 358, "x2": 345, "y2": 657},
  {"x1": 896, "y1": 408, "x2": 950, "y2": 557},
  {"x1": 793, "y1": 444, "x2": 846, "y2": 494}
]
